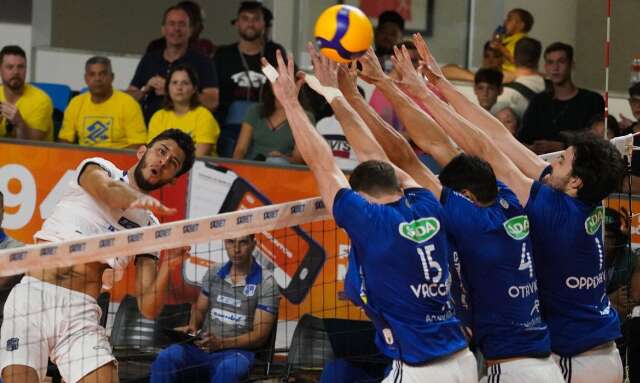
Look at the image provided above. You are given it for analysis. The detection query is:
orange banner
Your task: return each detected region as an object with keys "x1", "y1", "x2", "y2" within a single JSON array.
[{"x1": 0, "y1": 140, "x2": 363, "y2": 321}]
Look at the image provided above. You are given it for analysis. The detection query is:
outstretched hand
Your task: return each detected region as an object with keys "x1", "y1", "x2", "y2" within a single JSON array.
[
  {"x1": 260, "y1": 50, "x2": 304, "y2": 106},
  {"x1": 357, "y1": 48, "x2": 388, "y2": 84},
  {"x1": 412, "y1": 33, "x2": 445, "y2": 85},
  {"x1": 306, "y1": 42, "x2": 339, "y2": 89},
  {"x1": 391, "y1": 44, "x2": 429, "y2": 98},
  {"x1": 337, "y1": 61, "x2": 360, "y2": 99}
]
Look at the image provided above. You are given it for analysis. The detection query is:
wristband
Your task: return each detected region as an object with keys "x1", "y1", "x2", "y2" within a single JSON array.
[{"x1": 304, "y1": 74, "x2": 343, "y2": 103}]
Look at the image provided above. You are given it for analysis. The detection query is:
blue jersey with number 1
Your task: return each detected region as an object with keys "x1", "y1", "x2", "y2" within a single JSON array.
[
  {"x1": 525, "y1": 170, "x2": 620, "y2": 357},
  {"x1": 333, "y1": 187, "x2": 467, "y2": 365}
]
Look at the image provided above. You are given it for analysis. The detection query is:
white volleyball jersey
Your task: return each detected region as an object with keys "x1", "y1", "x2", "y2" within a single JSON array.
[{"x1": 35, "y1": 157, "x2": 159, "y2": 269}]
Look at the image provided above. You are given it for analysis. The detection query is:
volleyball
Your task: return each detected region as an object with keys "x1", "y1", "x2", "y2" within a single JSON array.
[{"x1": 314, "y1": 5, "x2": 374, "y2": 63}]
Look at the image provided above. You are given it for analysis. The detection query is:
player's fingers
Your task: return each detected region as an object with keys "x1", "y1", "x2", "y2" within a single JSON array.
[
  {"x1": 275, "y1": 50, "x2": 287, "y2": 75},
  {"x1": 287, "y1": 53, "x2": 295, "y2": 78}
]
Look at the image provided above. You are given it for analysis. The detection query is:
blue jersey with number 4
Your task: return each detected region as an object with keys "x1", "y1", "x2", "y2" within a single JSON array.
[
  {"x1": 441, "y1": 181, "x2": 550, "y2": 360},
  {"x1": 333, "y1": 187, "x2": 467, "y2": 365},
  {"x1": 525, "y1": 176, "x2": 620, "y2": 357}
]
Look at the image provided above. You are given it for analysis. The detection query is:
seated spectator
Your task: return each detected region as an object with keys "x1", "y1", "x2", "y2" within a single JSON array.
[
  {"x1": 128, "y1": 5, "x2": 218, "y2": 123},
  {"x1": 586, "y1": 113, "x2": 619, "y2": 140},
  {"x1": 148, "y1": 65, "x2": 220, "y2": 157},
  {"x1": 58, "y1": 56, "x2": 146, "y2": 148},
  {"x1": 492, "y1": 104, "x2": 519, "y2": 136},
  {"x1": 0, "y1": 190, "x2": 24, "y2": 330},
  {"x1": 374, "y1": 11, "x2": 404, "y2": 70},
  {"x1": 496, "y1": 37, "x2": 545, "y2": 118},
  {"x1": 0, "y1": 45, "x2": 53, "y2": 140},
  {"x1": 232, "y1": 81, "x2": 307, "y2": 164},
  {"x1": 214, "y1": 2, "x2": 288, "y2": 156},
  {"x1": 619, "y1": 82, "x2": 640, "y2": 134},
  {"x1": 150, "y1": 234, "x2": 279, "y2": 383},
  {"x1": 473, "y1": 68, "x2": 503, "y2": 111},
  {"x1": 146, "y1": 1, "x2": 216, "y2": 59},
  {"x1": 442, "y1": 41, "x2": 504, "y2": 82},
  {"x1": 490, "y1": 8, "x2": 534, "y2": 73},
  {"x1": 518, "y1": 42, "x2": 604, "y2": 154}
]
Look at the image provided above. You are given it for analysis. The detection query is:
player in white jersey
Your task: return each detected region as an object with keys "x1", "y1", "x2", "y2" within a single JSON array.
[{"x1": 0, "y1": 129, "x2": 196, "y2": 383}]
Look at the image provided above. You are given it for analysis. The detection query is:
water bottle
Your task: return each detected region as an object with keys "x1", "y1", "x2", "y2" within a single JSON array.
[{"x1": 630, "y1": 56, "x2": 640, "y2": 86}]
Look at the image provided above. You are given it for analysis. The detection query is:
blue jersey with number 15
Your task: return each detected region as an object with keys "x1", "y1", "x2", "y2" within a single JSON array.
[{"x1": 333, "y1": 187, "x2": 467, "y2": 365}]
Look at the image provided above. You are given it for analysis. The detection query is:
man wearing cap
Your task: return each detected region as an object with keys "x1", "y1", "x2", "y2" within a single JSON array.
[
  {"x1": 127, "y1": 4, "x2": 219, "y2": 123},
  {"x1": 213, "y1": 1, "x2": 288, "y2": 156}
]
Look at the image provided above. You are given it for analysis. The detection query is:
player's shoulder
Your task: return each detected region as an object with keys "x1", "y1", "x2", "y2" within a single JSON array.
[{"x1": 76, "y1": 157, "x2": 122, "y2": 180}]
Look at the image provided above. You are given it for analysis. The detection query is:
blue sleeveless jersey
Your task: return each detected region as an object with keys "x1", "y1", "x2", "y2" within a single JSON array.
[
  {"x1": 441, "y1": 181, "x2": 550, "y2": 359},
  {"x1": 333, "y1": 187, "x2": 467, "y2": 364},
  {"x1": 525, "y1": 177, "x2": 620, "y2": 356}
]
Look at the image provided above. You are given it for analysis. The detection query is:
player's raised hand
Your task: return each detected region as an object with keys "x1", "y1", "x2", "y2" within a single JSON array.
[
  {"x1": 412, "y1": 33, "x2": 445, "y2": 85},
  {"x1": 391, "y1": 44, "x2": 429, "y2": 98},
  {"x1": 129, "y1": 195, "x2": 177, "y2": 216},
  {"x1": 337, "y1": 61, "x2": 361, "y2": 99},
  {"x1": 306, "y1": 42, "x2": 339, "y2": 89},
  {"x1": 357, "y1": 47, "x2": 388, "y2": 84},
  {"x1": 261, "y1": 50, "x2": 304, "y2": 105}
]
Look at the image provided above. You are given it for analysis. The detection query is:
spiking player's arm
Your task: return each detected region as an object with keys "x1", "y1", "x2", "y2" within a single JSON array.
[
  {"x1": 261, "y1": 51, "x2": 349, "y2": 213},
  {"x1": 412, "y1": 33, "x2": 548, "y2": 180},
  {"x1": 303, "y1": 44, "x2": 422, "y2": 193}
]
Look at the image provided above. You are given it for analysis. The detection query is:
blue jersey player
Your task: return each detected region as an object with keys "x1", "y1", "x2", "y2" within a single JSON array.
[
  {"x1": 347, "y1": 46, "x2": 564, "y2": 382},
  {"x1": 414, "y1": 34, "x2": 626, "y2": 383},
  {"x1": 262, "y1": 47, "x2": 477, "y2": 382}
]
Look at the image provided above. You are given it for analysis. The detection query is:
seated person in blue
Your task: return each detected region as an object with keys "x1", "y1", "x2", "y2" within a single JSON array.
[{"x1": 150, "y1": 234, "x2": 279, "y2": 383}]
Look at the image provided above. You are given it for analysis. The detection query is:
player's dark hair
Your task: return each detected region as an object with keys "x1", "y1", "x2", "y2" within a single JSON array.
[
  {"x1": 148, "y1": 129, "x2": 196, "y2": 177},
  {"x1": 511, "y1": 8, "x2": 534, "y2": 32},
  {"x1": 349, "y1": 160, "x2": 401, "y2": 197},
  {"x1": 439, "y1": 154, "x2": 498, "y2": 205},
  {"x1": 544, "y1": 42, "x2": 574, "y2": 64},
  {"x1": 514, "y1": 37, "x2": 541, "y2": 69},
  {"x1": 0, "y1": 45, "x2": 26, "y2": 64},
  {"x1": 474, "y1": 68, "x2": 503, "y2": 88},
  {"x1": 568, "y1": 132, "x2": 624, "y2": 205}
]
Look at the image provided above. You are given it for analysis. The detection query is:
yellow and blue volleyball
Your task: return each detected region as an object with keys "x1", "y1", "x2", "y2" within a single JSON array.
[{"x1": 314, "y1": 5, "x2": 373, "y2": 63}]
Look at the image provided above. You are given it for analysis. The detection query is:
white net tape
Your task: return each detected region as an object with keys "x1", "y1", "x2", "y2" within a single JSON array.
[{"x1": 0, "y1": 197, "x2": 331, "y2": 277}]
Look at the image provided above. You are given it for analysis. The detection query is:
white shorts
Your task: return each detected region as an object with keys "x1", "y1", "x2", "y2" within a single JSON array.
[
  {"x1": 553, "y1": 342, "x2": 623, "y2": 383},
  {"x1": 0, "y1": 276, "x2": 115, "y2": 383},
  {"x1": 382, "y1": 348, "x2": 477, "y2": 383},
  {"x1": 480, "y1": 356, "x2": 564, "y2": 383}
]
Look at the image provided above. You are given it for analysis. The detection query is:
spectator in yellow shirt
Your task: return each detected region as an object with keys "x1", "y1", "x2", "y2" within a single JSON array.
[
  {"x1": 490, "y1": 8, "x2": 534, "y2": 73},
  {"x1": 58, "y1": 56, "x2": 146, "y2": 148},
  {"x1": 148, "y1": 65, "x2": 220, "y2": 157},
  {"x1": 0, "y1": 45, "x2": 53, "y2": 141}
]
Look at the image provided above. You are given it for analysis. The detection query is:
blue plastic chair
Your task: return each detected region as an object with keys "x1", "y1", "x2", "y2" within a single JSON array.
[
  {"x1": 31, "y1": 82, "x2": 72, "y2": 113},
  {"x1": 31, "y1": 82, "x2": 72, "y2": 140}
]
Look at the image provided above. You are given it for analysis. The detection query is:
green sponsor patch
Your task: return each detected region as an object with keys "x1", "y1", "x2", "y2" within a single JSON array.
[
  {"x1": 399, "y1": 218, "x2": 440, "y2": 243},
  {"x1": 503, "y1": 215, "x2": 530, "y2": 240},
  {"x1": 584, "y1": 206, "x2": 604, "y2": 236}
]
